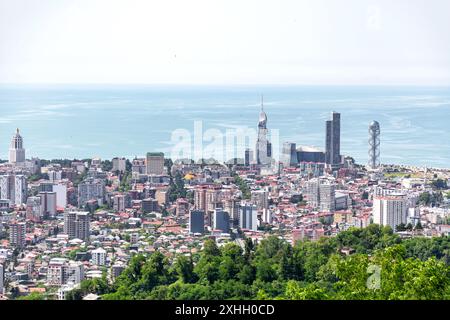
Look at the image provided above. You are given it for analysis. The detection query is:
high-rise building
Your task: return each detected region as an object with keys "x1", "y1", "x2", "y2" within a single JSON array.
[
  {"x1": 146, "y1": 152, "x2": 165, "y2": 175},
  {"x1": 194, "y1": 186, "x2": 207, "y2": 211},
  {"x1": 223, "y1": 198, "x2": 240, "y2": 226},
  {"x1": 9, "y1": 221, "x2": 26, "y2": 248},
  {"x1": 0, "y1": 263, "x2": 4, "y2": 295},
  {"x1": 141, "y1": 198, "x2": 159, "y2": 213},
  {"x1": 9, "y1": 128, "x2": 26, "y2": 164},
  {"x1": 0, "y1": 175, "x2": 14, "y2": 202},
  {"x1": 213, "y1": 209, "x2": 230, "y2": 233},
  {"x1": 368, "y1": 121, "x2": 381, "y2": 169},
  {"x1": 26, "y1": 196, "x2": 43, "y2": 222},
  {"x1": 325, "y1": 112, "x2": 341, "y2": 169},
  {"x1": 194, "y1": 185, "x2": 221, "y2": 213},
  {"x1": 77, "y1": 178, "x2": 105, "y2": 208},
  {"x1": 0, "y1": 174, "x2": 27, "y2": 206},
  {"x1": 64, "y1": 211, "x2": 90, "y2": 241},
  {"x1": 306, "y1": 178, "x2": 336, "y2": 212},
  {"x1": 112, "y1": 157, "x2": 127, "y2": 173},
  {"x1": 53, "y1": 183, "x2": 68, "y2": 208},
  {"x1": 205, "y1": 187, "x2": 220, "y2": 212},
  {"x1": 189, "y1": 210, "x2": 205, "y2": 234},
  {"x1": 256, "y1": 96, "x2": 272, "y2": 166},
  {"x1": 14, "y1": 175, "x2": 27, "y2": 206},
  {"x1": 39, "y1": 192, "x2": 57, "y2": 218},
  {"x1": 239, "y1": 204, "x2": 258, "y2": 231},
  {"x1": 373, "y1": 194, "x2": 408, "y2": 231},
  {"x1": 244, "y1": 149, "x2": 254, "y2": 166},
  {"x1": 281, "y1": 142, "x2": 298, "y2": 167},
  {"x1": 47, "y1": 258, "x2": 84, "y2": 286}
]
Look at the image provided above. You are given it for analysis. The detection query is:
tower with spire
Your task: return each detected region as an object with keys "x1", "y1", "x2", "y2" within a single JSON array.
[
  {"x1": 256, "y1": 95, "x2": 272, "y2": 166},
  {"x1": 9, "y1": 128, "x2": 26, "y2": 165}
]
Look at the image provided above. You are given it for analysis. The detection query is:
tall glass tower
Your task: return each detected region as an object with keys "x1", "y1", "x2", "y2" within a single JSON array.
[
  {"x1": 256, "y1": 96, "x2": 272, "y2": 166},
  {"x1": 325, "y1": 112, "x2": 341, "y2": 170}
]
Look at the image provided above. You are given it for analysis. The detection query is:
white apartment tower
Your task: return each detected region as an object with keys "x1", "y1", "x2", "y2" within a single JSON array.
[
  {"x1": 373, "y1": 194, "x2": 408, "y2": 230},
  {"x1": 0, "y1": 174, "x2": 27, "y2": 206}
]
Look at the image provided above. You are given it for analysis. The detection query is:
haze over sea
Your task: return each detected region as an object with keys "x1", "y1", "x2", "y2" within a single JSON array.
[{"x1": 0, "y1": 85, "x2": 449, "y2": 168}]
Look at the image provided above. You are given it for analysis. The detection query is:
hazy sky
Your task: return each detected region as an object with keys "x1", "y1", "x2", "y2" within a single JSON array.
[{"x1": 1, "y1": 0, "x2": 449, "y2": 85}]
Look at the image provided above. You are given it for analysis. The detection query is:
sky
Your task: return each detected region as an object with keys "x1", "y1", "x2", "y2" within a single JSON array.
[{"x1": 0, "y1": 0, "x2": 449, "y2": 85}]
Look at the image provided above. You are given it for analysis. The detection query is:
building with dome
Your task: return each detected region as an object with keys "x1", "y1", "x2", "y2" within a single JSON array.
[
  {"x1": 255, "y1": 96, "x2": 272, "y2": 166},
  {"x1": 9, "y1": 128, "x2": 26, "y2": 165}
]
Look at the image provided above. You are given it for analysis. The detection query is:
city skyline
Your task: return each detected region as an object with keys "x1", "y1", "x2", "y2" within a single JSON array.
[{"x1": 0, "y1": 103, "x2": 448, "y2": 170}]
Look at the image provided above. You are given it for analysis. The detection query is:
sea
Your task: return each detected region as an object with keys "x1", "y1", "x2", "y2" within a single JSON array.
[{"x1": 0, "y1": 84, "x2": 449, "y2": 168}]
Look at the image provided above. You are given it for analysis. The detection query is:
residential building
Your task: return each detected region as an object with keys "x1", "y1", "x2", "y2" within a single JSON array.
[
  {"x1": 373, "y1": 194, "x2": 408, "y2": 230},
  {"x1": 112, "y1": 157, "x2": 127, "y2": 173},
  {"x1": 239, "y1": 204, "x2": 258, "y2": 231},
  {"x1": 78, "y1": 178, "x2": 105, "y2": 207},
  {"x1": 9, "y1": 221, "x2": 26, "y2": 248},
  {"x1": 146, "y1": 152, "x2": 164, "y2": 175},
  {"x1": 64, "y1": 211, "x2": 90, "y2": 241},
  {"x1": 176, "y1": 198, "x2": 189, "y2": 217},
  {"x1": 306, "y1": 178, "x2": 336, "y2": 212},
  {"x1": 91, "y1": 248, "x2": 107, "y2": 266}
]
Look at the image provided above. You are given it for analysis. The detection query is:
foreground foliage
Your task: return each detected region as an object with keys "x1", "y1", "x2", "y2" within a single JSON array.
[{"x1": 91, "y1": 225, "x2": 450, "y2": 300}]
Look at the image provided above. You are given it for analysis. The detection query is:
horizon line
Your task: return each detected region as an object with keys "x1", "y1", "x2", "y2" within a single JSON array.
[{"x1": 1, "y1": 82, "x2": 450, "y2": 88}]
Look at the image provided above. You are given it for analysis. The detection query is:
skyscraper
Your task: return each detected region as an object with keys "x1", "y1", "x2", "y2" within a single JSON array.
[
  {"x1": 325, "y1": 112, "x2": 341, "y2": 169},
  {"x1": 39, "y1": 191, "x2": 57, "y2": 218},
  {"x1": 146, "y1": 152, "x2": 165, "y2": 175},
  {"x1": 9, "y1": 128, "x2": 26, "y2": 165},
  {"x1": 212, "y1": 209, "x2": 230, "y2": 233},
  {"x1": 26, "y1": 196, "x2": 43, "y2": 222},
  {"x1": 14, "y1": 175, "x2": 27, "y2": 206},
  {"x1": 256, "y1": 96, "x2": 272, "y2": 166},
  {"x1": 368, "y1": 121, "x2": 381, "y2": 169},
  {"x1": 189, "y1": 210, "x2": 205, "y2": 234},
  {"x1": 0, "y1": 263, "x2": 4, "y2": 295},
  {"x1": 0, "y1": 174, "x2": 27, "y2": 206},
  {"x1": 239, "y1": 204, "x2": 258, "y2": 231}
]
